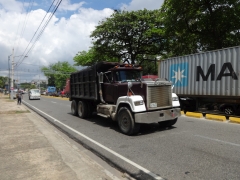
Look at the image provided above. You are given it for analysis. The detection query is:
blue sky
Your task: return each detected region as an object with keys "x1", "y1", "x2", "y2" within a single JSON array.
[{"x1": 0, "y1": 0, "x2": 164, "y2": 83}]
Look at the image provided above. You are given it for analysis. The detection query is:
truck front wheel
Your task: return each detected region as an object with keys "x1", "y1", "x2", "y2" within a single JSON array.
[
  {"x1": 78, "y1": 101, "x2": 88, "y2": 118},
  {"x1": 117, "y1": 107, "x2": 140, "y2": 135},
  {"x1": 71, "y1": 100, "x2": 78, "y2": 116}
]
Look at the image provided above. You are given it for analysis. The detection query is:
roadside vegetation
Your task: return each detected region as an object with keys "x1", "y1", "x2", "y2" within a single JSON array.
[
  {"x1": 40, "y1": 0, "x2": 240, "y2": 81},
  {"x1": 74, "y1": 0, "x2": 240, "y2": 74}
]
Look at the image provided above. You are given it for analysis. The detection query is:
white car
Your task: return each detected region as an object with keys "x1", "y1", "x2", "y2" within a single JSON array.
[{"x1": 29, "y1": 89, "x2": 41, "y2": 100}]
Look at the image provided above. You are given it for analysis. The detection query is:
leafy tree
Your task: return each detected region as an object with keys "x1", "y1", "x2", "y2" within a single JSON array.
[
  {"x1": 90, "y1": 9, "x2": 165, "y2": 65},
  {"x1": 0, "y1": 76, "x2": 8, "y2": 88},
  {"x1": 161, "y1": 0, "x2": 240, "y2": 57},
  {"x1": 29, "y1": 84, "x2": 36, "y2": 89},
  {"x1": 20, "y1": 83, "x2": 32, "y2": 90},
  {"x1": 73, "y1": 47, "x2": 119, "y2": 66},
  {"x1": 41, "y1": 61, "x2": 77, "y2": 89}
]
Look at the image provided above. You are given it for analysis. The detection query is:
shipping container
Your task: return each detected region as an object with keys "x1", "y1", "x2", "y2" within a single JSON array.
[{"x1": 158, "y1": 46, "x2": 240, "y2": 115}]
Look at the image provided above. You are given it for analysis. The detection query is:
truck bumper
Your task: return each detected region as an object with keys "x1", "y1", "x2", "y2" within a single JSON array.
[{"x1": 134, "y1": 108, "x2": 181, "y2": 124}]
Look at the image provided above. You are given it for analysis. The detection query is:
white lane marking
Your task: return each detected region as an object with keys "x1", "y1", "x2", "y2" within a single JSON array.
[
  {"x1": 195, "y1": 135, "x2": 240, "y2": 147},
  {"x1": 23, "y1": 101, "x2": 163, "y2": 180},
  {"x1": 51, "y1": 101, "x2": 57, "y2": 103}
]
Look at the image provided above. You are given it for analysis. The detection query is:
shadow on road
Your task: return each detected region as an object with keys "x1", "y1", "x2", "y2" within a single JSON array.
[{"x1": 68, "y1": 112, "x2": 177, "y2": 136}]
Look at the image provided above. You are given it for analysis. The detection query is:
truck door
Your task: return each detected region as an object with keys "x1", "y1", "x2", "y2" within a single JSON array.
[{"x1": 102, "y1": 72, "x2": 114, "y2": 103}]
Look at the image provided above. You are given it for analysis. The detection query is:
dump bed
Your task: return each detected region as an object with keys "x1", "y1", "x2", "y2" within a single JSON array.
[
  {"x1": 159, "y1": 46, "x2": 240, "y2": 98},
  {"x1": 70, "y1": 62, "x2": 119, "y2": 101}
]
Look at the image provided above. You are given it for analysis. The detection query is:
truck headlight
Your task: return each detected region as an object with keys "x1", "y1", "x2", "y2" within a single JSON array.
[
  {"x1": 172, "y1": 97, "x2": 179, "y2": 101},
  {"x1": 134, "y1": 100, "x2": 144, "y2": 106}
]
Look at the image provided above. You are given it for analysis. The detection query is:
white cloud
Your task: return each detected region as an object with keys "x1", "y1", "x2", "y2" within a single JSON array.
[
  {"x1": 0, "y1": 3, "x2": 113, "y2": 82},
  {"x1": 120, "y1": 0, "x2": 164, "y2": 10},
  {"x1": 0, "y1": 0, "x2": 164, "y2": 83},
  {"x1": 58, "y1": 0, "x2": 85, "y2": 11}
]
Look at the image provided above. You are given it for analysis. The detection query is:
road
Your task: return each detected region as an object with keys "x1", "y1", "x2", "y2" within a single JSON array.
[{"x1": 23, "y1": 95, "x2": 240, "y2": 180}]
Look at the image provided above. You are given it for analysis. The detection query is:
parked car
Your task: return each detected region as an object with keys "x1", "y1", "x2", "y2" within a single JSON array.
[{"x1": 28, "y1": 89, "x2": 41, "y2": 100}]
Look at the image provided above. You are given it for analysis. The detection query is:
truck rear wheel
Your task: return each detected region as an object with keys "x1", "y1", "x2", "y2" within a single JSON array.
[
  {"x1": 117, "y1": 107, "x2": 140, "y2": 135},
  {"x1": 78, "y1": 101, "x2": 88, "y2": 118},
  {"x1": 71, "y1": 100, "x2": 78, "y2": 116}
]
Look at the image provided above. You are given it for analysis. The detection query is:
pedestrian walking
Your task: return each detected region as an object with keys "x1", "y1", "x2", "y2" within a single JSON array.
[{"x1": 17, "y1": 89, "x2": 23, "y2": 105}]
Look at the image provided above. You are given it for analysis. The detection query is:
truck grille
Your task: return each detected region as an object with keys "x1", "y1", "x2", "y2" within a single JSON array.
[{"x1": 147, "y1": 85, "x2": 172, "y2": 110}]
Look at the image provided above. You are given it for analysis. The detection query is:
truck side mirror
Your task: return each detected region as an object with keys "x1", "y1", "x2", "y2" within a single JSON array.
[
  {"x1": 98, "y1": 72, "x2": 103, "y2": 83},
  {"x1": 128, "y1": 82, "x2": 133, "y2": 89}
]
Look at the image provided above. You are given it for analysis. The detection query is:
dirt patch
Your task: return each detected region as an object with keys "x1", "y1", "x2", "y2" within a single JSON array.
[
  {"x1": 0, "y1": 110, "x2": 30, "y2": 114},
  {"x1": 5, "y1": 100, "x2": 15, "y2": 102},
  {"x1": 0, "y1": 97, "x2": 9, "y2": 99}
]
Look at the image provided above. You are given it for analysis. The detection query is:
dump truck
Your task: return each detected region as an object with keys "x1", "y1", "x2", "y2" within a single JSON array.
[
  {"x1": 158, "y1": 46, "x2": 240, "y2": 115},
  {"x1": 69, "y1": 62, "x2": 181, "y2": 135}
]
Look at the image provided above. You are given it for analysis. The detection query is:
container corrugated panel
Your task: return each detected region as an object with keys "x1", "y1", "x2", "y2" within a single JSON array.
[{"x1": 159, "y1": 46, "x2": 240, "y2": 97}]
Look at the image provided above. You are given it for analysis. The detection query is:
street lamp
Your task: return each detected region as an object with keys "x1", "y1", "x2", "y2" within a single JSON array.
[{"x1": 10, "y1": 52, "x2": 28, "y2": 100}]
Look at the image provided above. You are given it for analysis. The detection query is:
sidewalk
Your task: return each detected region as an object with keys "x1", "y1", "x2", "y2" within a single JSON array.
[{"x1": 0, "y1": 93, "x2": 132, "y2": 180}]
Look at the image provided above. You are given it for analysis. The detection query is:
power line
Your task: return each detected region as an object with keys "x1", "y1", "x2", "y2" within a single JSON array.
[
  {"x1": 16, "y1": 0, "x2": 63, "y2": 68},
  {"x1": 14, "y1": 0, "x2": 35, "y2": 55},
  {"x1": 15, "y1": 0, "x2": 56, "y2": 66}
]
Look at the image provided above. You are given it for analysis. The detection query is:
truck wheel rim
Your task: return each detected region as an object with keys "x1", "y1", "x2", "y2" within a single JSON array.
[{"x1": 120, "y1": 116, "x2": 130, "y2": 131}]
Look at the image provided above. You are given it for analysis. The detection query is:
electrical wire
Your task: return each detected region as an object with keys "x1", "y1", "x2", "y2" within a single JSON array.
[
  {"x1": 16, "y1": 0, "x2": 63, "y2": 68},
  {"x1": 15, "y1": 0, "x2": 57, "y2": 66},
  {"x1": 14, "y1": 0, "x2": 35, "y2": 56}
]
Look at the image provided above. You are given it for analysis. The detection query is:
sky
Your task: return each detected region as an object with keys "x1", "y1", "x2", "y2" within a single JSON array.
[{"x1": 0, "y1": 0, "x2": 164, "y2": 84}]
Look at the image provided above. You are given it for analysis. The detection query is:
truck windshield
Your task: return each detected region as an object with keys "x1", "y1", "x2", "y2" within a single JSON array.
[{"x1": 116, "y1": 70, "x2": 142, "y2": 82}]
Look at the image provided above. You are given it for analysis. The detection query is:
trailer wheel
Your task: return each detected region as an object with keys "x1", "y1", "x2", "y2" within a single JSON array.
[
  {"x1": 224, "y1": 106, "x2": 234, "y2": 115},
  {"x1": 117, "y1": 107, "x2": 140, "y2": 135},
  {"x1": 78, "y1": 101, "x2": 88, "y2": 118},
  {"x1": 71, "y1": 100, "x2": 78, "y2": 116}
]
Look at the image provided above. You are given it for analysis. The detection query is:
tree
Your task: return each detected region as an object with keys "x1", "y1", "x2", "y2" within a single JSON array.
[
  {"x1": 0, "y1": 76, "x2": 8, "y2": 88},
  {"x1": 41, "y1": 62, "x2": 77, "y2": 89},
  {"x1": 73, "y1": 47, "x2": 119, "y2": 66},
  {"x1": 29, "y1": 84, "x2": 36, "y2": 89},
  {"x1": 90, "y1": 9, "x2": 165, "y2": 65},
  {"x1": 161, "y1": 0, "x2": 240, "y2": 57}
]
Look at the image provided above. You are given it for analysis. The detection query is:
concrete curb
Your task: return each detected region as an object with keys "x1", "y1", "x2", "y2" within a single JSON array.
[
  {"x1": 185, "y1": 112, "x2": 203, "y2": 118},
  {"x1": 182, "y1": 111, "x2": 240, "y2": 124},
  {"x1": 229, "y1": 117, "x2": 240, "y2": 124},
  {"x1": 205, "y1": 114, "x2": 226, "y2": 122}
]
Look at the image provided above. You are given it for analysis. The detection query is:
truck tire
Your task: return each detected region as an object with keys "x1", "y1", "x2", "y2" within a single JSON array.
[
  {"x1": 71, "y1": 100, "x2": 78, "y2": 116},
  {"x1": 224, "y1": 106, "x2": 234, "y2": 115},
  {"x1": 117, "y1": 107, "x2": 140, "y2": 135},
  {"x1": 78, "y1": 101, "x2": 88, "y2": 118}
]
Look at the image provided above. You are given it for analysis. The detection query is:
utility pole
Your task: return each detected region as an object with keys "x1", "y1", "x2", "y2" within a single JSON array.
[
  {"x1": 10, "y1": 48, "x2": 14, "y2": 100},
  {"x1": 8, "y1": 54, "x2": 12, "y2": 98}
]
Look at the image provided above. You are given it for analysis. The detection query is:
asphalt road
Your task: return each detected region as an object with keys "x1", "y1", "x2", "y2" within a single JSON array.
[{"x1": 23, "y1": 95, "x2": 240, "y2": 180}]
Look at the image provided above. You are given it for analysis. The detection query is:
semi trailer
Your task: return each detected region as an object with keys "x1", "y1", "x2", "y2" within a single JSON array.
[
  {"x1": 158, "y1": 46, "x2": 240, "y2": 115},
  {"x1": 69, "y1": 62, "x2": 181, "y2": 135}
]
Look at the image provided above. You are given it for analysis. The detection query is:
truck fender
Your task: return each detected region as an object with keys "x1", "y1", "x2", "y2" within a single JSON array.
[{"x1": 116, "y1": 95, "x2": 146, "y2": 113}]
